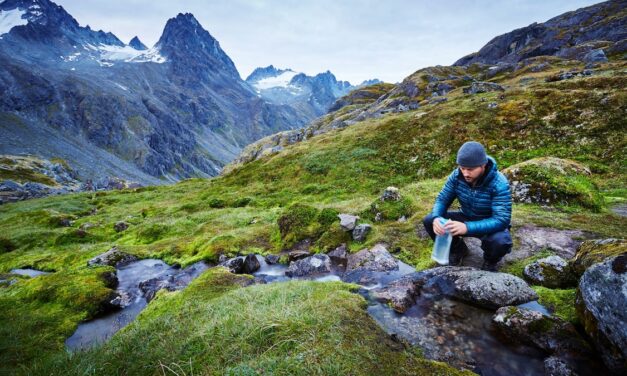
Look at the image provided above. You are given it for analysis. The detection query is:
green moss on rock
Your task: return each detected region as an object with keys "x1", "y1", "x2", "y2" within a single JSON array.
[
  {"x1": 503, "y1": 157, "x2": 604, "y2": 211},
  {"x1": 571, "y1": 238, "x2": 627, "y2": 277},
  {"x1": 362, "y1": 196, "x2": 415, "y2": 222}
]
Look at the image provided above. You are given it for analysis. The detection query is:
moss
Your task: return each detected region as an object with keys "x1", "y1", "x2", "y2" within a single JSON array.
[
  {"x1": 501, "y1": 249, "x2": 554, "y2": 278},
  {"x1": 277, "y1": 203, "x2": 321, "y2": 248},
  {"x1": 316, "y1": 225, "x2": 351, "y2": 252},
  {"x1": 232, "y1": 197, "x2": 253, "y2": 207},
  {"x1": 533, "y1": 286, "x2": 578, "y2": 325},
  {"x1": 135, "y1": 223, "x2": 169, "y2": 244},
  {"x1": 571, "y1": 239, "x2": 627, "y2": 276},
  {"x1": 362, "y1": 196, "x2": 415, "y2": 222}
]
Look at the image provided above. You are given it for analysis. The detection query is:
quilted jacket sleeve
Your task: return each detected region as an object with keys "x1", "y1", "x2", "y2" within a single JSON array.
[
  {"x1": 431, "y1": 171, "x2": 457, "y2": 218},
  {"x1": 465, "y1": 175, "x2": 512, "y2": 236}
]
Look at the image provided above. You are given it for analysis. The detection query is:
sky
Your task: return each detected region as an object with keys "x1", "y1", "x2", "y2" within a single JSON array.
[{"x1": 54, "y1": 0, "x2": 602, "y2": 84}]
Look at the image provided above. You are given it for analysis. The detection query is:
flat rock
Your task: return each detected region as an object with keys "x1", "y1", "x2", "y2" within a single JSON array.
[
  {"x1": 370, "y1": 273, "x2": 422, "y2": 313},
  {"x1": 505, "y1": 225, "x2": 588, "y2": 261},
  {"x1": 285, "y1": 254, "x2": 332, "y2": 277},
  {"x1": 433, "y1": 268, "x2": 537, "y2": 309},
  {"x1": 87, "y1": 247, "x2": 138, "y2": 267}
]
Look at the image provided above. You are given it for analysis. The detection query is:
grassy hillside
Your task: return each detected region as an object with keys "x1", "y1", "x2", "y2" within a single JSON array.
[{"x1": 0, "y1": 58, "x2": 625, "y2": 374}]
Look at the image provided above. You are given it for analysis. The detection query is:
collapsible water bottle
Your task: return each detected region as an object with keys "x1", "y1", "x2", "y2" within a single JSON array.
[{"x1": 431, "y1": 218, "x2": 452, "y2": 265}]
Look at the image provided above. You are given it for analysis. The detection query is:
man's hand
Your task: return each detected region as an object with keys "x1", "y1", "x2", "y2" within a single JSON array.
[
  {"x1": 433, "y1": 217, "x2": 446, "y2": 236},
  {"x1": 444, "y1": 220, "x2": 468, "y2": 236}
]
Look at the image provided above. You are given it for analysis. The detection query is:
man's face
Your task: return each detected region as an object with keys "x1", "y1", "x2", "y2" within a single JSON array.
[{"x1": 459, "y1": 164, "x2": 486, "y2": 184}]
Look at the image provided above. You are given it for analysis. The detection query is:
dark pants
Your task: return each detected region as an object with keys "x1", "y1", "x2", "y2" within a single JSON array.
[{"x1": 422, "y1": 212, "x2": 513, "y2": 263}]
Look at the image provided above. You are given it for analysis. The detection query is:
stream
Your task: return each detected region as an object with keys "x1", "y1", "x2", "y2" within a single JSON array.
[{"x1": 63, "y1": 253, "x2": 554, "y2": 374}]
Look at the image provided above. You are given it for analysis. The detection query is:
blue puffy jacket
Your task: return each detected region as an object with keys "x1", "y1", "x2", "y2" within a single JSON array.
[{"x1": 431, "y1": 156, "x2": 512, "y2": 236}]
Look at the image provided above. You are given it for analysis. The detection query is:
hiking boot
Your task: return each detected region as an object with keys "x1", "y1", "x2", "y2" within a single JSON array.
[
  {"x1": 481, "y1": 260, "x2": 499, "y2": 272},
  {"x1": 449, "y1": 238, "x2": 469, "y2": 266}
]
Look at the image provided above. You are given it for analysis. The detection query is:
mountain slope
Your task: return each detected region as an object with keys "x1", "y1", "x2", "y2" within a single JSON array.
[{"x1": 0, "y1": 0, "x2": 308, "y2": 183}]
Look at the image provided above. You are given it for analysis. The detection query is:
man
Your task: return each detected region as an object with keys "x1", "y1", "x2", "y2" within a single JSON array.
[{"x1": 422, "y1": 141, "x2": 513, "y2": 271}]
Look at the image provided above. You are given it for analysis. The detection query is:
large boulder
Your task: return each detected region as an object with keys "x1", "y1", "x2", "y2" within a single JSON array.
[
  {"x1": 285, "y1": 254, "x2": 332, "y2": 277},
  {"x1": 462, "y1": 81, "x2": 505, "y2": 94},
  {"x1": 87, "y1": 247, "x2": 138, "y2": 267},
  {"x1": 571, "y1": 239, "x2": 627, "y2": 277},
  {"x1": 576, "y1": 254, "x2": 627, "y2": 373},
  {"x1": 435, "y1": 268, "x2": 538, "y2": 309},
  {"x1": 346, "y1": 244, "x2": 398, "y2": 273},
  {"x1": 523, "y1": 256, "x2": 577, "y2": 288},
  {"x1": 502, "y1": 157, "x2": 603, "y2": 211}
]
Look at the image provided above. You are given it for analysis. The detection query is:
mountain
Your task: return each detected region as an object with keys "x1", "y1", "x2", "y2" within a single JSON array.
[
  {"x1": 454, "y1": 0, "x2": 627, "y2": 66},
  {"x1": 0, "y1": 0, "x2": 307, "y2": 184},
  {"x1": 246, "y1": 65, "x2": 380, "y2": 120}
]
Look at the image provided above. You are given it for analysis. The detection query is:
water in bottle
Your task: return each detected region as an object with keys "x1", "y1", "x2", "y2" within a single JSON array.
[{"x1": 431, "y1": 218, "x2": 452, "y2": 265}]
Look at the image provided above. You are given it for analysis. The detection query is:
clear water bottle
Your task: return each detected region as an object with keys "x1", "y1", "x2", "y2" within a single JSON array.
[{"x1": 431, "y1": 218, "x2": 452, "y2": 265}]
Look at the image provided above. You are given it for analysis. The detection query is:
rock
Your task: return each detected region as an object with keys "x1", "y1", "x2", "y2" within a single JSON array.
[
  {"x1": 503, "y1": 157, "x2": 602, "y2": 210},
  {"x1": 242, "y1": 254, "x2": 260, "y2": 274},
  {"x1": 338, "y1": 214, "x2": 359, "y2": 231},
  {"x1": 327, "y1": 244, "x2": 348, "y2": 266},
  {"x1": 288, "y1": 250, "x2": 311, "y2": 262},
  {"x1": 352, "y1": 224, "x2": 372, "y2": 242},
  {"x1": 544, "y1": 356, "x2": 575, "y2": 376},
  {"x1": 114, "y1": 221, "x2": 129, "y2": 232},
  {"x1": 59, "y1": 218, "x2": 72, "y2": 227},
  {"x1": 576, "y1": 254, "x2": 627, "y2": 373},
  {"x1": 463, "y1": 81, "x2": 505, "y2": 94},
  {"x1": 264, "y1": 254, "x2": 280, "y2": 264},
  {"x1": 381, "y1": 186, "x2": 400, "y2": 201},
  {"x1": 583, "y1": 49, "x2": 608, "y2": 63},
  {"x1": 221, "y1": 257, "x2": 244, "y2": 274},
  {"x1": 487, "y1": 102, "x2": 498, "y2": 109},
  {"x1": 87, "y1": 247, "x2": 138, "y2": 267},
  {"x1": 139, "y1": 261, "x2": 208, "y2": 301},
  {"x1": 101, "y1": 270, "x2": 119, "y2": 289},
  {"x1": 346, "y1": 244, "x2": 398, "y2": 273},
  {"x1": 493, "y1": 306, "x2": 592, "y2": 354},
  {"x1": 523, "y1": 256, "x2": 577, "y2": 288},
  {"x1": 285, "y1": 254, "x2": 332, "y2": 277},
  {"x1": 571, "y1": 238, "x2": 627, "y2": 277},
  {"x1": 506, "y1": 225, "x2": 587, "y2": 262},
  {"x1": 218, "y1": 254, "x2": 228, "y2": 263},
  {"x1": 435, "y1": 268, "x2": 537, "y2": 309},
  {"x1": 370, "y1": 273, "x2": 421, "y2": 313}
]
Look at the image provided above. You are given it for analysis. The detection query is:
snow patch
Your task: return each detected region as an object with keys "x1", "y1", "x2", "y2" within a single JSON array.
[
  {"x1": 62, "y1": 52, "x2": 81, "y2": 62},
  {"x1": 254, "y1": 70, "x2": 298, "y2": 90},
  {"x1": 98, "y1": 44, "x2": 166, "y2": 64},
  {"x1": 0, "y1": 8, "x2": 29, "y2": 36}
]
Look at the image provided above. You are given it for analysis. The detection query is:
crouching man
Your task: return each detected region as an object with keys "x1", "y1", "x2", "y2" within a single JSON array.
[{"x1": 422, "y1": 141, "x2": 513, "y2": 271}]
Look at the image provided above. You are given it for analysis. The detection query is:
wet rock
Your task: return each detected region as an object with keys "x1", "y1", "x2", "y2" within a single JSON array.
[
  {"x1": 370, "y1": 273, "x2": 422, "y2": 313},
  {"x1": 218, "y1": 254, "x2": 228, "y2": 264},
  {"x1": 352, "y1": 224, "x2": 372, "y2": 242},
  {"x1": 139, "y1": 262, "x2": 208, "y2": 301},
  {"x1": 435, "y1": 268, "x2": 537, "y2": 309},
  {"x1": 288, "y1": 250, "x2": 311, "y2": 262},
  {"x1": 88, "y1": 247, "x2": 138, "y2": 267},
  {"x1": 221, "y1": 257, "x2": 244, "y2": 273},
  {"x1": 346, "y1": 244, "x2": 398, "y2": 273},
  {"x1": 264, "y1": 254, "x2": 280, "y2": 264},
  {"x1": 242, "y1": 254, "x2": 260, "y2": 274},
  {"x1": 101, "y1": 270, "x2": 119, "y2": 289},
  {"x1": 544, "y1": 356, "x2": 575, "y2": 376},
  {"x1": 463, "y1": 81, "x2": 505, "y2": 94},
  {"x1": 285, "y1": 254, "x2": 332, "y2": 277},
  {"x1": 523, "y1": 256, "x2": 577, "y2": 288},
  {"x1": 381, "y1": 186, "x2": 400, "y2": 201},
  {"x1": 327, "y1": 244, "x2": 348, "y2": 266},
  {"x1": 571, "y1": 238, "x2": 626, "y2": 277},
  {"x1": 505, "y1": 225, "x2": 587, "y2": 262},
  {"x1": 338, "y1": 214, "x2": 359, "y2": 231},
  {"x1": 493, "y1": 306, "x2": 592, "y2": 354},
  {"x1": 114, "y1": 221, "x2": 129, "y2": 232},
  {"x1": 576, "y1": 254, "x2": 627, "y2": 374}
]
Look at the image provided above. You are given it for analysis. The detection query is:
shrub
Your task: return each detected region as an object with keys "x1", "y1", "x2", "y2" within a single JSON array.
[
  {"x1": 0, "y1": 237, "x2": 16, "y2": 253},
  {"x1": 208, "y1": 198, "x2": 226, "y2": 208}
]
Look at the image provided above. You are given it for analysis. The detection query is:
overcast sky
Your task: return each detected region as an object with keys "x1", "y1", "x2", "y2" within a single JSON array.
[{"x1": 54, "y1": 0, "x2": 602, "y2": 84}]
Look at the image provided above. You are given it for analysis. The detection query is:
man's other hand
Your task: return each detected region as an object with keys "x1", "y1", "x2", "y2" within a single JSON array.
[
  {"x1": 433, "y1": 217, "x2": 446, "y2": 236},
  {"x1": 444, "y1": 220, "x2": 468, "y2": 236}
]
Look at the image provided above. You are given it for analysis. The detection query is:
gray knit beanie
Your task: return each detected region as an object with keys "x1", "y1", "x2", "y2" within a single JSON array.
[{"x1": 456, "y1": 141, "x2": 488, "y2": 167}]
